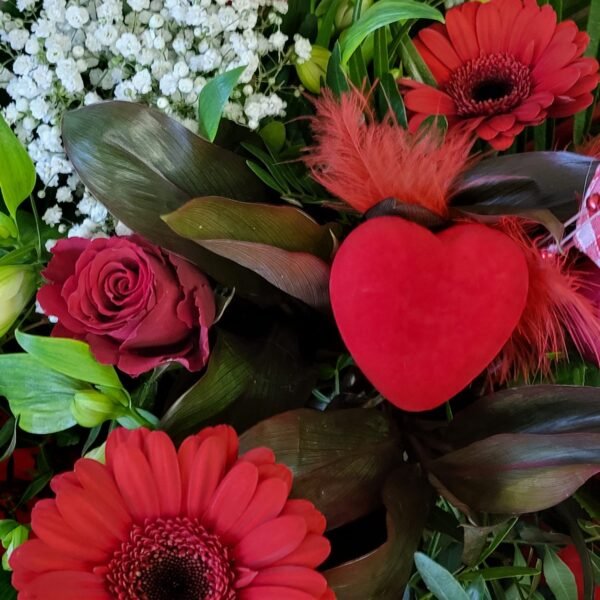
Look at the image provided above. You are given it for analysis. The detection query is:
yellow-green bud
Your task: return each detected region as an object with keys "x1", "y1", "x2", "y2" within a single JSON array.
[
  {"x1": 296, "y1": 46, "x2": 331, "y2": 94},
  {"x1": 260, "y1": 121, "x2": 286, "y2": 154},
  {"x1": 71, "y1": 389, "x2": 128, "y2": 428},
  {"x1": 335, "y1": 0, "x2": 374, "y2": 30},
  {"x1": 0, "y1": 266, "x2": 35, "y2": 337}
]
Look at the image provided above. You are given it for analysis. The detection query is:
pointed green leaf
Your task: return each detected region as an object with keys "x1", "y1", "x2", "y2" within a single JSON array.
[
  {"x1": 16, "y1": 331, "x2": 122, "y2": 389},
  {"x1": 240, "y1": 408, "x2": 401, "y2": 530},
  {"x1": 198, "y1": 66, "x2": 246, "y2": 142},
  {"x1": 340, "y1": 0, "x2": 443, "y2": 63},
  {"x1": 414, "y1": 552, "x2": 470, "y2": 600},
  {"x1": 62, "y1": 102, "x2": 275, "y2": 299},
  {"x1": 543, "y1": 549, "x2": 578, "y2": 600},
  {"x1": 0, "y1": 355, "x2": 86, "y2": 433},
  {"x1": 161, "y1": 196, "x2": 335, "y2": 259},
  {"x1": 0, "y1": 114, "x2": 36, "y2": 220}
]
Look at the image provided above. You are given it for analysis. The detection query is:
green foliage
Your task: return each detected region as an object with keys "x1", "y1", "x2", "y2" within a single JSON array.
[
  {"x1": 414, "y1": 552, "x2": 470, "y2": 600},
  {"x1": 543, "y1": 549, "x2": 578, "y2": 600},
  {"x1": 197, "y1": 66, "x2": 246, "y2": 142},
  {"x1": 0, "y1": 114, "x2": 36, "y2": 221},
  {"x1": 339, "y1": 0, "x2": 443, "y2": 63},
  {"x1": 0, "y1": 521, "x2": 29, "y2": 571}
]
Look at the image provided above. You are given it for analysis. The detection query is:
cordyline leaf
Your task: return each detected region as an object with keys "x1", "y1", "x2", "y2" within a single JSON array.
[
  {"x1": 239, "y1": 408, "x2": 401, "y2": 530},
  {"x1": 62, "y1": 102, "x2": 277, "y2": 301},
  {"x1": 429, "y1": 432, "x2": 600, "y2": 514},
  {"x1": 161, "y1": 196, "x2": 336, "y2": 259},
  {"x1": 198, "y1": 240, "x2": 331, "y2": 310},
  {"x1": 161, "y1": 326, "x2": 318, "y2": 440},
  {"x1": 445, "y1": 385, "x2": 600, "y2": 448},
  {"x1": 325, "y1": 467, "x2": 433, "y2": 599},
  {"x1": 450, "y1": 152, "x2": 599, "y2": 223},
  {"x1": 160, "y1": 333, "x2": 254, "y2": 438}
]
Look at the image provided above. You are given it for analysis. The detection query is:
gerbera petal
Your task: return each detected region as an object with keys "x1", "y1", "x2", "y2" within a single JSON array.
[
  {"x1": 144, "y1": 430, "x2": 182, "y2": 517},
  {"x1": 31, "y1": 500, "x2": 108, "y2": 563},
  {"x1": 186, "y1": 434, "x2": 228, "y2": 518},
  {"x1": 487, "y1": 114, "x2": 517, "y2": 132},
  {"x1": 241, "y1": 447, "x2": 276, "y2": 466},
  {"x1": 272, "y1": 534, "x2": 332, "y2": 569},
  {"x1": 55, "y1": 482, "x2": 126, "y2": 552},
  {"x1": 204, "y1": 461, "x2": 259, "y2": 535},
  {"x1": 194, "y1": 424, "x2": 239, "y2": 467},
  {"x1": 489, "y1": 134, "x2": 516, "y2": 151},
  {"x1": 530, "y1": 4, "x2": 558, "y2": 62},
  {"x1": 402, "y1": 87, "x2": 457, "y2": 116},
  {"x1": 413, "y1": 38, "x2": 453, "y2": 84},
  {"x1": 418, "y1": 28, "x2": 463, "y2": 72},
  {"x1": 234, "y1": 516, "x2": 307, "y2": 569},
  {"x1": 73, "y1": 459, "x2": 131, "y2": 528},
  {"x1": 476, "y1": 2, "x2": 503, "y2": 55},
  {"x1": 445, "y1": 7, "x2": 479, "y2": 62},
  {"x1": 223, "y1": 478, "x2": 290, "y2": 545},
  {"x1": 111, "y1": 445, "x2": 160, "y2": 522},
  {"x1": 15, "y1": 571, "x2": 108, "y2": 600},
  {"x1": 238, "y1": 588, "x2": 315, "y2": 600},
  {"x1": 257, "y1": 463, "x2": 293, "y2": 491},
  {"x1": 250, "y1": 566, "x2": 328, "y2": 596},
  {"x1": 282, "y1": 500, "x2": 327, "y2": 535},
  {"x1": 10, "y1": 540, "x2": 88, "y2": 589}
]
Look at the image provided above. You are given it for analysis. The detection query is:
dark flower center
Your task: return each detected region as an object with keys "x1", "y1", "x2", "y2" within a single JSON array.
[
  {"x1": 445, "y1": 53, "x2": 532, "y2": 116},
  {"x1": 104, "y1": 518, "x2": 236, "y2": 600}
]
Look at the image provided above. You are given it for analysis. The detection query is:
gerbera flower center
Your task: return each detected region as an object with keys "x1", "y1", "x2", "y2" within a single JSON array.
[
  {"x1": 445, "y1": 52, "x2": 532, "y2": 116},
  {"x1": 104, "y1": 517, "x2": 236, "y2": 600}
]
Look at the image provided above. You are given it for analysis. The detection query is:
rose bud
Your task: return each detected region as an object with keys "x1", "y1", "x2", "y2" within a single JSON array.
[
  {"x1": 37, "y1": 236, "x2": 216, "y2": 376},
  {"x1": 0, "y1": 266, "x2": 36, "y2": 338},
  {"x1": 71, "y1": 389, "x2": 129, "y2": 428}
]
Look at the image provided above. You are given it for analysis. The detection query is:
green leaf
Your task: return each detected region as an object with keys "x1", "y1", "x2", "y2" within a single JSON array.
[
  {"x1": 197, "y1": 66, "x2": 246, "y2": 142},
  {"x1": 445, "y1": 385, "x2": 600, "y2": 448},
  {"x1": 399, "y1": 33, "x2": 437, "y2": 86},
  {"x1": 15, "y1": 331, "x2": 122, "y2": 389},
  {"x1": 0, "y1": 114, "x2": 36, "y2": 220},
  {"x1": 0, "y1": 570, "x2": 17, "y2": 599},
  {"x1": 62, "y1": 102, "x2": 275, "y2": 299},
  {"x1": 188, "y1": 239, "x2": 331, "y2": 309},
  {"x1": 373, "y1": 26, "x2": 389, "y2": 80},
  {"x1": 414, "y1": 552, "x2": 470, "y2": 600},
  {"x1": 326, "y1": 467, "x2": 433, "y2": 599},
  {"x1": 161, "y1": 325, "x2": 318, "y2": 439},
  {"x1": 0, "y1": 212, "x2": 17, "y2": 239},
  {"x1": 326, "y1": 43, "x2": 350, "y2": 96},
  {"x1": 160, "y1": 333, "x2": 254, "y2": 436},
  {"x1": 316, "y1": 0, "x2": 341, "y2": 47},
  {"x1": 161, "y1": 196, "x2": 335, "y2": 259},
  {"x1": 543, "y1": 549, "x2": 578, "y2": 600},
  {"x1": 340, "y1": 0, "x2": 443, "y2": 63},
  {"x1": 378, "y1": 73, "x2": 408, "y2": 127},
  {"x1": 0, "y1": 417, "x2": 17, "y2": 463},
  {"x1": 461, "y1": 567, "x2": 541, "y2": 581},
  {"x1": 465, "y1": 577, "x2": 487, "y2": 600},
  {"x1": 240, "y1": 408, "x2": 401, "y2": 529},
  {"x1": 0, "y1": 355, "x2": 86, "y2": 433},
  {"x1": 429, "y1": 433, "x2": 600, "y2": 514},
  {"x1": 1, "y1": 523, "x2": 28, "y2": 571}
]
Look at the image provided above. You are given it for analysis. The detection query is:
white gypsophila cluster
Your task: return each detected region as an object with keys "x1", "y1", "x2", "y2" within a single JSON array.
[{"x1": 0, "y1": 0, "x2": 310, "y2": 237}]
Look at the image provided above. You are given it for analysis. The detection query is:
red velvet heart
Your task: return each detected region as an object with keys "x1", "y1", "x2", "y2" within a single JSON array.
[{"x1": 330, "y1": 217, "x2": 529, "y2": 412}]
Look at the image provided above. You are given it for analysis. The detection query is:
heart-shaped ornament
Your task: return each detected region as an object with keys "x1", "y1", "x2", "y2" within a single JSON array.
[{"x1": 330, "y1": 217, "x2": 529, "y2": 411}]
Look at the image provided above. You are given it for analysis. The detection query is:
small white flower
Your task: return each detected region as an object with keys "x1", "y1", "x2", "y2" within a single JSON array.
[
  {"x1": 178, "y1": 77, "x2": 193, "y2": 94},
  {"x1": 132, "y1": 68, "x2": 152, "y2": 94},
  {"x1": 127, "y1": 0, "x2": 149, "y2": 11},
  {"x1": 293, "y1": 34, "x2": 312, "y2": 64},
  {"x1": 115, "y1": 221, "x2": 134, "y2": 236},
  {"x1": 115, "y1": 32, "x2": 141, "y2": 58},
  {"x1": 55, "y1": 186, "x2": 73, "y2": 203},
  {"x1": 65, "y1": 6, "x2": 89, "y2": 28},
  {"x1": 42, "y1": 205, "x2": 62, "y2": 226}
]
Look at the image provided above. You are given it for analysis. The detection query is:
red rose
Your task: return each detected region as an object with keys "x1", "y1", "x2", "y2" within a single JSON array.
[{"x1": 38, "y1": 236, "x2": 215, "y2": 376}]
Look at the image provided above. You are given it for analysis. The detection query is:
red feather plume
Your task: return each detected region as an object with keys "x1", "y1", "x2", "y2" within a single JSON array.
[
  {"x1": 305, "y1": 87, "x2": 475, "y2": 215},
  {"x1": 491, "y1": 219, "x2": 600, "y2": 382}
]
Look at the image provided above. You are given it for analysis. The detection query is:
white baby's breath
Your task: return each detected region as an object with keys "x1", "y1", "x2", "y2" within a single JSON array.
[{"x1": 1, "y1": 0, "x2": 301, "y2": 237}]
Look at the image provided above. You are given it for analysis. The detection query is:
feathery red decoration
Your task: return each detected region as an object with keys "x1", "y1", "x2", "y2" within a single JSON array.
[
  {"x1": 305, "y1": 88, "x2": 475, "y2": 215},
  {"x1": 492, "y1": 219, "x2": 600, "y2": 382}
]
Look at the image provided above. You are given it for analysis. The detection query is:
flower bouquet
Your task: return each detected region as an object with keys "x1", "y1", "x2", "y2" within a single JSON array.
[{"x1": 1, "y1": 0, "x2": 600, "y2": 598}]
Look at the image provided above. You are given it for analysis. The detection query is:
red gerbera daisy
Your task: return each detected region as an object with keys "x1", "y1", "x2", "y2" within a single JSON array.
[
  {"x1": 10, "y1": 426, "x2": 335, "y2": 600},
  {"x1": 402, "y1": 0, "x2": 599, "y2": 150}
]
